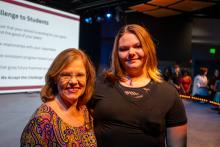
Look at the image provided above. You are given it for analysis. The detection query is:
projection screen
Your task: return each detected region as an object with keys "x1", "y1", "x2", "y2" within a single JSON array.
[{"x1": 0, "y1": 0, "x2": 80, "y2": 93}]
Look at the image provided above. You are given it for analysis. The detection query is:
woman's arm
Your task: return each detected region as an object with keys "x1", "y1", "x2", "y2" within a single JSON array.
[{"x1": 166, "y1": 124, "x2": 187, "y2": 147}]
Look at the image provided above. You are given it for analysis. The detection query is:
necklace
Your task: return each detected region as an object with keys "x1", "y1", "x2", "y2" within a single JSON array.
[
  {"x1": 122, "y1": 76, "x2": 151, "y2": 88},
  {"x1": 126, "y1": 76, "x2": 133, "y2": 86},
  {"x1": 118, "y1": 82, "x2": 151, "y2": 99}
]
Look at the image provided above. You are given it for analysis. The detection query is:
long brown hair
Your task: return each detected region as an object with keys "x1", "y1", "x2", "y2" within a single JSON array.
[
  {"x1": 104, "y1": 24, "x2": 162, "y2": 83},
  {"x1": 40, "y1": 48, "x2": 96, "y2": 107}
]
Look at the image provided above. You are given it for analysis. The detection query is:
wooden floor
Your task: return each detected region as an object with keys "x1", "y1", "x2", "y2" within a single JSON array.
[{"x1": 0, "y1": 93, "x2": 220, "y2": 147}]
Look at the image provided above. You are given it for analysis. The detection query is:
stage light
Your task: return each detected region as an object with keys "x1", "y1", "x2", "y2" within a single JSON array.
[
  {"x1": 106, "y1": 13, "x2": 112, "y2": 19},
  {"x1": 84, "y1": 17, "x2": 92, "y2": 24},
  {"x1": 96, "y1": 16, "x2": 103, "y2": 22},
  {"x1": 83, "y1": 11, "x2": 115, "y2": 24}
]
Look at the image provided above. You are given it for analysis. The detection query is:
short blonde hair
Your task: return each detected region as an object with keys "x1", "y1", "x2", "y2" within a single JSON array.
[
  {"x1": 40, "y1": 48, "x2": 96, "y2": 108},
  {"x1": 105, "y1": 24, "x2": 162, "y2": 83}
]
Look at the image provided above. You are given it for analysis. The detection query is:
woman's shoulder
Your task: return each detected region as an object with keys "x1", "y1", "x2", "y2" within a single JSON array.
[
  {"x1": 95, "y1": 75, "x2": 105, "y2": 84},
  {"x1": 195, "y1": 74, "x2": 202, "y2": 79},
  {"x1": 152, "y1": 81, "x2": 179, "y2": 99},
  {"x1": 152, "y1": 81, "x2": 181, "y2": 105},
  {"x1": 21, "y1": 104, "x2": 55, "y2": 138},
  {"x1": 36, "y1": 103, "x2": 53, "y2": 113},
  {"x1": 155, "y1": 81, "x2": 178, "y2": 91},
  {"x1": 95, "y1": 75, "x2": 115, "y2": 88},
  {"x1": 29, "y1": 103, "x2": 55, "y2": 120}
]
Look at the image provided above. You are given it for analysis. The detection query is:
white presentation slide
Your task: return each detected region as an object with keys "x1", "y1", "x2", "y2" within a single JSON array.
[{"x1": 0, "y1": 0, "x2": 80, "y2": 93}]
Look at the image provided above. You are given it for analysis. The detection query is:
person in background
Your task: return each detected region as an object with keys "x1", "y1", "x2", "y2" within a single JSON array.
[
  {"x1": 192, "y1": 67, "x2": 209, "y2": 99},
  {"x1": 162, "y1": 66, "x2": 173, "y2": 83},
  {"x1": 172, "y1": 64, "x2": 182, "y2": 93},
  {"x1": 89, "y1": 24, "x2": 187, "y2": 147},
  {"x1": 20, "y1": 48, "x2": 97, "y2": 146},
  {"x1": 209, "y1": 69, "x2": 219, "y2": 100},
  {"x1": 211, "y1": 75, "x2": 220, "y2": 113},
  {"x1": 180, "y1": 69, "x2": 192, "y2": 96}
]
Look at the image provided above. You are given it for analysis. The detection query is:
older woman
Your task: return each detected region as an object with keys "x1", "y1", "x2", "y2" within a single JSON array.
[
  {"x1": 89, "y1": 24, "x2": 187, "y2": 147},
  {"x1": 20, "y1": 48, "x2": 96, "y2": 146}
]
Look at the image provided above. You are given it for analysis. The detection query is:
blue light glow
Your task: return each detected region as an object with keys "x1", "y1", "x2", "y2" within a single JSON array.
[
  {"x1": 106, "y1": 13, "x2": 112, "y2": 19},
  {"x1": 84, "y1": 17, "x2": 92, "y2": 24}
]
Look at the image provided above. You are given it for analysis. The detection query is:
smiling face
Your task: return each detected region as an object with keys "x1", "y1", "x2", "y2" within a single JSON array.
[
  {"x1": 57, "y1": 57, "x2": 86, "y2": 106},
  {"x1": 118, "y1": 32, "x2": 146, "y2": 76}
]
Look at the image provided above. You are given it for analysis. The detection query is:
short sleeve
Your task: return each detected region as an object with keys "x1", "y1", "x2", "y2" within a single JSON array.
[
  {"x1": 165, "y1": 92, "x2": 187, "y2": 128},
  {"x1": 87, "y1": 78, "x2": 105, "y2": 109},
  {"x1": 20, "y1": 106, "x2": 55, "y2": 146}
]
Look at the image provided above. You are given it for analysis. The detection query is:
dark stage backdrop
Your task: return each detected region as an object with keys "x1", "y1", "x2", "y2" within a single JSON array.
[{"x1": 80, "y1": 14, "x2": 220, "y2": 78}]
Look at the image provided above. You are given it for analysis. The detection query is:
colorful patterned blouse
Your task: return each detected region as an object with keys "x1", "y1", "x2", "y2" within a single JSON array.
[{"x1": 20, "y1": 104, "x2": 97, "y2": 147}]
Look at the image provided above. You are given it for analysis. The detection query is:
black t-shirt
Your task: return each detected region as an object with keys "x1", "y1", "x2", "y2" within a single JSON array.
[{"x1": 89, "y1": 78, "x2": 187, "y2": 147}]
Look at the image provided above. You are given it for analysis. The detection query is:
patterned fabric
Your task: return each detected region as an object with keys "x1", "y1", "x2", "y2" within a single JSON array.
[{"x1": 20, "y1": 104, "x2": 97, "y2": 147}]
